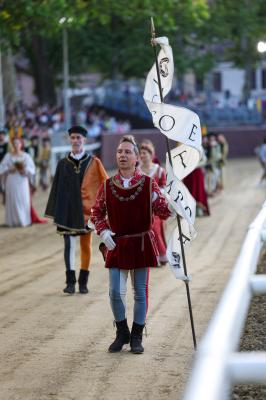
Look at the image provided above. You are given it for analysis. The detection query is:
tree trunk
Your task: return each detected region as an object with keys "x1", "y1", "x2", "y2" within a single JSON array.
[
  {"x1": 30, "y1": 35, "x2": 56, "y2": 105},
  {"x1": 2, "y1": 47, "x2": 18, "y2": 110}
]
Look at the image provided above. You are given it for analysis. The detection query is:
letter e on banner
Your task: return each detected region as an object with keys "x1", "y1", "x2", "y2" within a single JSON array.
[{"x1": 189, "y1": 124, "x2": 197, "y2": 141}]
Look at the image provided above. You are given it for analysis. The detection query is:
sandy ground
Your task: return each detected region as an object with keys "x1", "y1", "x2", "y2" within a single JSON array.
[{"x1": 0, "y1": 158, "x2": 265, "y2": 400}]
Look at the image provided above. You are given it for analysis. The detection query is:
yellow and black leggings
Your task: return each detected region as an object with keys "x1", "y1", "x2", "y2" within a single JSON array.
[{"x1": 64, "y1": 232, "x2": 92, "y2": 271}]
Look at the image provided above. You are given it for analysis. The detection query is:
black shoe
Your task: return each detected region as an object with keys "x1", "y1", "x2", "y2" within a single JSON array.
[
  {"x1": 63, "y1": 270, "x2": 76, "y2": 294},
  {"x1": 78, "y1": 269, "x2": 89, "y2": 294},
  {"x1": 108, "y1": 319, "x2": 131, "y2": 353},
  {"x1": 63, "y1": 283, "x2": 75, "y2": 294},
  {"x1": 79, "y1": 285, "x2": 88, "y2": 294},
  {"x1": 130, "y1": 322, "x2": 145, "y2": 354}
]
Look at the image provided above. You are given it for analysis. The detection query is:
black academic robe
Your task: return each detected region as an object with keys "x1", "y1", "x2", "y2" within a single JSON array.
[
  {"x1": 0, "y1": 142, "x2": 8, "y2": 163},
  {"x1": 45, "y1": 153, "x2": 92, "y2": 234}
]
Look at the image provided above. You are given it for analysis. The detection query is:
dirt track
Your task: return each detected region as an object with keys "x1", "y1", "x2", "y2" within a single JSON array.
[{"x1": 0, "y1": 158, "x2": 265, "y2": 400}]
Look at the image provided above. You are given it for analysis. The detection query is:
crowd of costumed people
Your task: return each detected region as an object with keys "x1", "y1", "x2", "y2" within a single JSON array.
[
  {"x1": 0, "y1": 118, "x2": 228, "y2": 235},
  {"x1": 183, "y1": 127, "x2": 229, "y2": 217},
  {"x1": 5, "y1": 105, "x2": 131, "y2": 140},
  {"x1": 0, "y1": 104, "x2": 132, "y2": 228}
]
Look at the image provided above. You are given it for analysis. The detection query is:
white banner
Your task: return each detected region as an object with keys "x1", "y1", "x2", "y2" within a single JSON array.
[
  {"x1": 166, "y1": 144, "x2": 200, "y2": 181},
  {"x1": 143, "y1": 37, "x2": 174, "y2": 103},
  {"x1": 144, "y1": 36, "x2": 202, "y2": 280},
  {"x1": 145, "y1": 102, "x2": 201, "y2": 152}
]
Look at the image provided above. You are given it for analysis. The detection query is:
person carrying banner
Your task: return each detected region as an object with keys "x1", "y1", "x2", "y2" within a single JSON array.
[
  {"x1": 140, "y1": 141, "x2": 168, "y2": 265},
  {"x1": 45, "y1": 125, "x2": 108, "y2": 294},
  {"x1": 91, "y1": 135, "x2": 172, "y2": 354}
]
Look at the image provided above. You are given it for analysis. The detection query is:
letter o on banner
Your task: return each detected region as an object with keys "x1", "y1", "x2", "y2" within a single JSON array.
[{"x1": 159, "y1": 115, "x2": 175, "y2": 132}]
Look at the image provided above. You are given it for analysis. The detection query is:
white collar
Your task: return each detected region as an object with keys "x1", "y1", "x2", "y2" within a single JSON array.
[
  {"x1": 70, "y1": 151, "x2": 85, "y2": 160},
  {"x1": 121, "y1": 175, "x2": 133, "y2": 188}
]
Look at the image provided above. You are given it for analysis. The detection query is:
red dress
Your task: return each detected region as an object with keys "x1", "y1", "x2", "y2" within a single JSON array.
[
  {"x1": 91, "y1": 170, "x2": 171, "y2": 269},
  {"x1": 183, "y1": 168, "x2": 210, "y2": 216},
  {"x1": 29, "y1": 184, "x2": 47, "y2": 224}
]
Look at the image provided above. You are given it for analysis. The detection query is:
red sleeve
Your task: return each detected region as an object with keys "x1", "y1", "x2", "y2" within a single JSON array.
[
  {"x1": 90, "y1": 183, "x2": 109, "y2": 234},
  {"x1": 151, "y1": 179, "x2": 171, "y2": 220}
]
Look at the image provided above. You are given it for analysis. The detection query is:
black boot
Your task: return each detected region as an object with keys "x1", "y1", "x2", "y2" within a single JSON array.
[
  {"x1": 78, "y1": 269, "x2": 89, "y2": 294},
  {"x1": 63, "y1": 270, "x2": 76, "y2": 294},
  {"x1": 130, "y1": 322, "x2": 145, "y2": 354},
  {"x1": 108, "y1": 319, "x2": 131, "y2": 353}
]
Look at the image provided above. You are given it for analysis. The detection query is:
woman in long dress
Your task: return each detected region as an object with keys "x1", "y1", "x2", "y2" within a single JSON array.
[
  {"x1": 183, "y1": 168, "x2": 210, "y2": 216},
  {"x1": 0, "y1": 137, "x2": 35, "y2": 227},
  {"x1": 140, "y1": 142, "x2": 168, "y2": 266}
]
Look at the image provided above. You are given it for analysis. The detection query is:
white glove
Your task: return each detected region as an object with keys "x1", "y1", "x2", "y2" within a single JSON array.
[{"x1": 100, "y1": 229, "x2": 116, "y2": 251}]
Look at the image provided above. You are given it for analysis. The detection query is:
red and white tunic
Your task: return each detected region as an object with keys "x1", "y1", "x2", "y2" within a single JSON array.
[{"x1": 91, "y1": 170, "x2": 170, "y2": 269}]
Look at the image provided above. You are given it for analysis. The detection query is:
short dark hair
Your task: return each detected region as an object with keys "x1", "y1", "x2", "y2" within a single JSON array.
[{"x1": 119, "y1": 135, "x2": 139, "y2": 155}]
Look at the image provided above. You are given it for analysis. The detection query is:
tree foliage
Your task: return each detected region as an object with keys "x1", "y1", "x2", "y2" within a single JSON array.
[
  {"x1": 208, "y1": 0, "x2": 266, "y2": 67},
  {"x1": 1, "y1": 0, "x2": 266, "y2": 103}
]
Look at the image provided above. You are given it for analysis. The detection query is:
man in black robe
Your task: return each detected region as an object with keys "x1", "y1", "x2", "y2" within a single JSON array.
[{"x1": 45, "y1": 125, "x2": 108, "y2": 294}]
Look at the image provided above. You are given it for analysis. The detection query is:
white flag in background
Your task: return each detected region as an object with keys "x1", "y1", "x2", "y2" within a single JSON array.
[{"x1": 143, "y1": 37, "x2": 202, "y2": 280}]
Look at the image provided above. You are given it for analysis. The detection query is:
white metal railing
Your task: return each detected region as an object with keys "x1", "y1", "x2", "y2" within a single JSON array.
[
  {"x1": 51, "y1": 142, "x2": 101, "y2": 175},
  {"x1": 183, "y1": 201, "x2": 266, "y2": 400}
]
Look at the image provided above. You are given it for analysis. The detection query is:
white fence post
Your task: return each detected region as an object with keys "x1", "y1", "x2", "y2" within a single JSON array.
[{"x1": 183, "y1": 201, "x2": 266, "y2": 400}]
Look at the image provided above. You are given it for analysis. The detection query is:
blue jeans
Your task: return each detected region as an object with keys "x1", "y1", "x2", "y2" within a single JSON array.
[{"x1": 109, "y1": 268, "x2": 149, "y2": 325}]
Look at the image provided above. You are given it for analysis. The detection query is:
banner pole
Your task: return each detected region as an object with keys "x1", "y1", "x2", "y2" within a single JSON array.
[{"x1": 150, "y1": 17, "x2": 197, "y2": 350}]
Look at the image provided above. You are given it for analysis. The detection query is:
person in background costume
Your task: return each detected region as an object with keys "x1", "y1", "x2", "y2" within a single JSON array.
[
  {"x1": 256, "y1": 137, "x2": 266, "y2": 183},
  {"x1": 0, "y1": 137, "x2": 35, "y2": 227},
  {"x1": 0, "y1": 129, "x2": 8, "y2": 163},
  {"x1": 0, "y1": 129, "x2": 8, "y2": 203},
  {"x1": 183, "y1": 136, "x2": 210, "y2": 217},
  {"x1": 140, "y1": 141, "x2": 168, "y2": 265},
  {"x1": 183, "y1": 166, "x2": 210, "y2": 217},
  {"x1": 45, "y1": 125, "x2": 108, "y2": 294},
  {"x1": 91, "y1": 135, "x2": 172, "y2": 354},
  {"x1": 28, "y1": 135, "x2": 40, "y2": 165},
  {"x1": 204, "y1": 133, "x2": 220, "y2": 196},
  {"x1": 38, "y1": 137, "x2": 51, "y2": 190},
  {"x1": 216, "y1": 134, "x2": 229, "y2": 191},
  {"x1": 140, "y1": 138, "x2": 161, "y2": 165}
]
